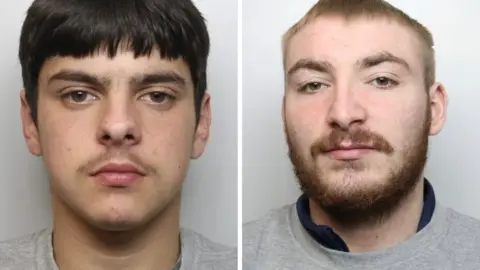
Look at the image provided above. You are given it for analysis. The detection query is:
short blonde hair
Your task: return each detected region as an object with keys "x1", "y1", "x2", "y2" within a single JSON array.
[{"x1": 282, "y1": 0, "x2": 435, "y2": 87}]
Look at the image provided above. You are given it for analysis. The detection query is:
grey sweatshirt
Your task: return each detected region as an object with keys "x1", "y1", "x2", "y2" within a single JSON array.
[
  {"x1": 0, "y1": 227, "x2": 237, "y2": 270},
  {"x1": 243, "y1": 203, "x2": 480, "y2": 270}
]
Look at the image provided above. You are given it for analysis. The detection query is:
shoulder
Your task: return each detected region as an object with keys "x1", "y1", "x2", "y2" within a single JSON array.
[
  {"x1": 443, "y1": 207, "x2": 480, "y2": 242},
  {"x1": 0, "y1": 229, "x2": 50, "y2": 269},
  {"x1": 180, "y1": 228, "x2": 237, "y2": 269},
  {"x1": 243, "y1": 204, "x2": 293, "y2": 243},
  {"x1": 243, "y1": 205, "x2": 293, "y2": 263},
  {"x1": 435, "y1": 205, "x2": 480, "y2": 267}
]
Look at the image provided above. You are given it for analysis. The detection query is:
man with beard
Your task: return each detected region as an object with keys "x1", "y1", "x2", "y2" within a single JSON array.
[
  {"x1": 243, "y1": 0, "x2": 480, "y2": 269},
  {"x1": 0, "y1": 0, "x2": 236, "y2": 269}
]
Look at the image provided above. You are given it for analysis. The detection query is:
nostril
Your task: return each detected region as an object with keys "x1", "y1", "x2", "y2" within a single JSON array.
[
  {"x1": 125, "y1": 134, "x2": 135, "y2": 140},
  {"x1": 101, "y1": 134, "x2": 112, "y2": 141}
]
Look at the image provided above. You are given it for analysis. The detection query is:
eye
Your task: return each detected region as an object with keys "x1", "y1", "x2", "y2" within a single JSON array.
[
  {"x1": 139, "y1": 91, "x2": 175, "y2": 104},
  {"x1": 298, "y1": 81, "x2": 328, "y2": 93},
  {"x1": 63, "y1": 91, "x2": 98, "y2": 104},
  {"x1": 370, "y1": 76, "x2": 399, "y2": 89}
]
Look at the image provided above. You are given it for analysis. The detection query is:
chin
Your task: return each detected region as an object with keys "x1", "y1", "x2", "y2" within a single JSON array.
[
  {"x1": 83, "y1": 200, "x2": 148, "y2": 230},
  {"x1": 87, "y1": 210, "x2": 147, "y2": 231},
  {"x1": 315, "y1": 169, "x2": 388, "y2": 197},
  {"x1": 93, "y1": 218, "x2": 143, "y2": 231},
  {"x1": 330, "y1": 166, "x2": 386, "y2": 182}
]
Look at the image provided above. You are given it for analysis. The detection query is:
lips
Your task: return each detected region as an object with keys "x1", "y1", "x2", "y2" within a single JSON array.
[
  {"x1": 91, "y1": 163, "x2": 145, "y2": 187},
  {"x1": 324, "y1": 144, "x2": 376, "y2": 160}
]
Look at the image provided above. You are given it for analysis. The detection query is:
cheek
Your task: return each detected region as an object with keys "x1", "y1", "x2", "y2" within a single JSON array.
[
  {"x1": 285, "y1": 99, "x2": 327, "y2": 154},
  {"x1": 372, "y1": 102, "x2": 427, "y2": 149},
  {"x1": 144, "y1": 123, "x2": 193, "y2": 160},
  {"x1": 38, "y1": 109, "x2": 96, "y2": 176},
  {"x1": 141, "y1": 107, "x2": 196, "y2": 167}
]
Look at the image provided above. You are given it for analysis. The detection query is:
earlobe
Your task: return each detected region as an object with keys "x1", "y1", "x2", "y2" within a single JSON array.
[
  {"x1": 428, "y1": 83, "x2": 448, "y2": 136},
  {"x1": 191, "y1": 94, "x2": 211, "y2": 159},
  {"x1": 20, "y1": 90, "x2": 42, "y2": 156}
]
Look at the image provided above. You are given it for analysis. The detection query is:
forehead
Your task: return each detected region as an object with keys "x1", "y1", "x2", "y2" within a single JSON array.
[
  {"x1": 285, "y1": 15, "x2": 424, "y2": 73},
  {"x1": 39, "y1": 49, "x2": 191, "y2": 82}
]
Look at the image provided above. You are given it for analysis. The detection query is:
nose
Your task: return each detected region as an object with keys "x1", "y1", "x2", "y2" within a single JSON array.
[
  {"x1": 97, "y1": 99, "x2": 141, "y2": 147},
  {"x1": 326, "y1": 85, "x2": 367, "y2": 130}
]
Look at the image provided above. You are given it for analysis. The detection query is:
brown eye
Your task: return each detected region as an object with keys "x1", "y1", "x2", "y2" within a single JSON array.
[
  {"x1": 140, "y1": 91, "x2": 175, "y2": 104},
  {"x1": 63, "y1": 91, "x2": 98, "y2": 103}
]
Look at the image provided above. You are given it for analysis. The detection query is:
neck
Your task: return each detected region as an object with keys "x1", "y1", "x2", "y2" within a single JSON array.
[
  {"x1": 51, "y1": 194, "x2": 181, "y2": 270},
  {"x1": 309, "y1": 178, "x2": 425, "y2": 252}
]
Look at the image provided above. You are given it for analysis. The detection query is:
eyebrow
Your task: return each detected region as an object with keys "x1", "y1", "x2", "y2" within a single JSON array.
[
  {"x1": 286, "y1": 51, "x2": 411, "y2": 78},
  {"x1": 48, "y1": 70, "x2": 187, "y2": 89},
  {"x1": 356, "y1": 51, "x2": 411, "y2": 73},
  {"x1": 48, "y1": 70, "x2": 109, "y2": 88},
  {"x1": 129, "y1": 71, "x2": 187, "y2": 89},
  {"x1": 287, "y1": 59, "x2": 335, "y2": 78}
]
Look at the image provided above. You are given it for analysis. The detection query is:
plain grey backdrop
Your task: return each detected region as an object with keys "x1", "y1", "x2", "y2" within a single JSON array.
[
  {"x1": 0, "y1": 0, "x2": 237, "y2": 247},
  {"x1": 243, "y1": 0, "x2": 480, "y2": 223}
]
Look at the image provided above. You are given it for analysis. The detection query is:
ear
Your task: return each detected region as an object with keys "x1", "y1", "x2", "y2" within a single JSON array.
[
  {"x1": 191, "y1": 93, "x2": 211, "y2": 159},
  {"x1": 20, "y1": 90, "x2": 42, "y2": 156},
  {"x1": 428, "y1": 82, "x2": 448, "y2": 135}
]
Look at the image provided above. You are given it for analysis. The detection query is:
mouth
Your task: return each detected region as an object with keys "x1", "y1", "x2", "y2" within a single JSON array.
[
  {"x1": 90, "y1": 163, "x2": 146, "y2": 187},
  {"x1": 323, "y1": 144, "x2": 376, "y2": 161}
]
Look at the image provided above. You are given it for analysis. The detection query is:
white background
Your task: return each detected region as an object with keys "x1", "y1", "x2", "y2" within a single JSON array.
[
  {"x1": 243, "y1": 0, "x2": 480, "y2": 223},
  {"x1": 0, "y1": 0, "x2": 237, "y2": 246}
]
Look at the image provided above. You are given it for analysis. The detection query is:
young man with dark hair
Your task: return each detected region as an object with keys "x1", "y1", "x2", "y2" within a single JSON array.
[{"x1": 0, "y1": 0, "x2": 236, "y2": 269}]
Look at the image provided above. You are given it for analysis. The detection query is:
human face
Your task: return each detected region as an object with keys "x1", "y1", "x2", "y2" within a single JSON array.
[
  {"x1": 283, "y1": 16, "x2": 446, "y2": 222},
  {"x1": 20, "y1": 49, "x2": 211, "y2": 230}
]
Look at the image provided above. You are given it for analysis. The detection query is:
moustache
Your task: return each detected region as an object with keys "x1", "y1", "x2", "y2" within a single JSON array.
[
  {"x1": 310, "y1": 128, "x2": 394, "y2": 158},
  {"x1": 78, "y1": 150, "x2": 157, "y2": 175}
]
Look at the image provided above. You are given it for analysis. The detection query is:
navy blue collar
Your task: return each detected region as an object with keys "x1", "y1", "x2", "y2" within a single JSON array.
[{"x1": 296, "y1": 179, "x2": 436, "y2": 252}]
